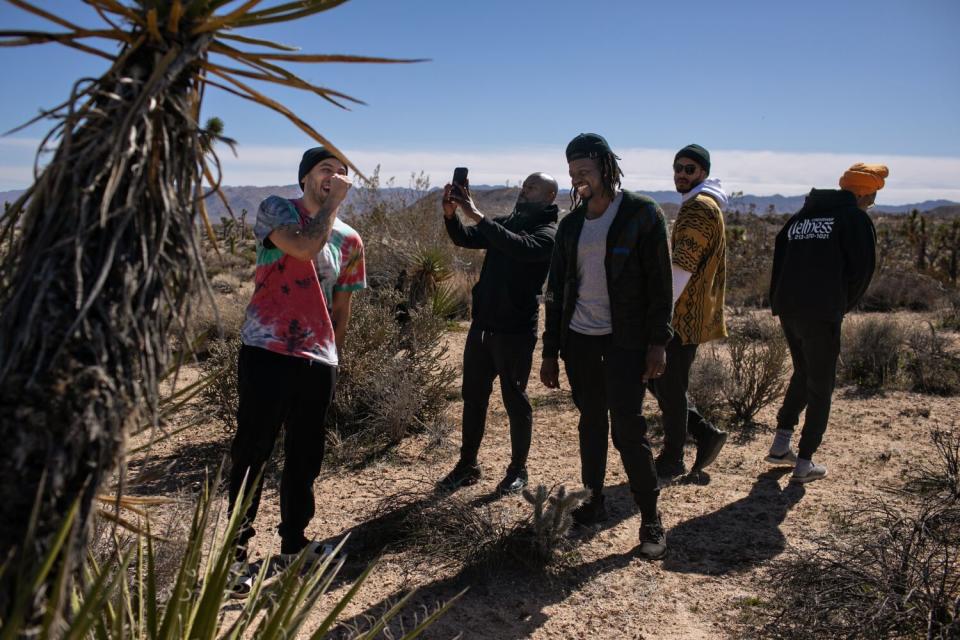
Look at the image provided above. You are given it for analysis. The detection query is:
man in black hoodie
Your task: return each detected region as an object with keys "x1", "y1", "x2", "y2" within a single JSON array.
[
  {"x1": 438, "y1": 172, "x2": 559, "y2": 495},
  {"x1": 768, "y1": 163, "x2": 887, "y2": 483}
]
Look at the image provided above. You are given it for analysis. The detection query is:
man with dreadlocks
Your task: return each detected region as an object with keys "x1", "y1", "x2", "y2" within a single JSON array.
[{"x1": 540, "y1": 133, "x2": 674, "y2": 560}]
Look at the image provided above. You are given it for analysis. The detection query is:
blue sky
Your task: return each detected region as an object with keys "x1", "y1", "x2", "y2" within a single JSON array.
[{"x1": 1, "y1": 0, "x2": 958, "y2": 202}]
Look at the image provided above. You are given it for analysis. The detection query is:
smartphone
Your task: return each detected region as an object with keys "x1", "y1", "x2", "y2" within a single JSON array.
[{"x1": 452, "y1": 167, "x2": 468, "y2": 190}]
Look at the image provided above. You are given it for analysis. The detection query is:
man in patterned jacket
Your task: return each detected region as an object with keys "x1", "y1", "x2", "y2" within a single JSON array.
[
  {"x1": 649, "y1": 144, "x2": 729, "y2": 484},
  {"x1": 228, "y1": 146, "x2": 364, "y2": 571}
]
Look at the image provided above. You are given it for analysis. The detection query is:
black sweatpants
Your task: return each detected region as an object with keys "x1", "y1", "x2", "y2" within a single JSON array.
[
  {"x1": 648, "y1": 335, "x2": 716, "y2": 462},
  {"x1": 229, "y1": 345, "x2": 337, "y2": 555},
  {"x1": 561, "y1": 330, "x2": 659, "y2": 518},
  {"x1": 460, "y1": 324, "x2": 537, "y2": 469},
  {"x1": 775, "y1": 316, "x2": 842, "y2": 460}
]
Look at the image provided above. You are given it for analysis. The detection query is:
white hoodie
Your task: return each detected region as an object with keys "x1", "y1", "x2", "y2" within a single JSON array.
[{"x1": 680, "y1": 177, "x2": 728, "y2": 210}]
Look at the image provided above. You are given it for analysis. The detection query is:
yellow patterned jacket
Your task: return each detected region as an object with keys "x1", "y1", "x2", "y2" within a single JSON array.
[{"x1": 671, "y1": 193, "x2": 727, "y2": 344}]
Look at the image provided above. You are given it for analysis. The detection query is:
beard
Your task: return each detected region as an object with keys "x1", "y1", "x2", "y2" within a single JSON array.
[{"x1": 675, "y1": 177, "x2": 701, "y2": 194}]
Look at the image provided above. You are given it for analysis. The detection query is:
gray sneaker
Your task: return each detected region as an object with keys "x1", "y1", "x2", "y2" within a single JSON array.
[
  {"x1": 765, "y1": 448, "x2": 798, "y2": 467},
  {"x1": 791, "y1": 461, "x2": 827, "y2": 484}
]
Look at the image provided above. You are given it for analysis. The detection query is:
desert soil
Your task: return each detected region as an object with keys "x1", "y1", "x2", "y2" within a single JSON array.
[{"x1": 127, "y1": 312, "x2": 957, "y2": 639}]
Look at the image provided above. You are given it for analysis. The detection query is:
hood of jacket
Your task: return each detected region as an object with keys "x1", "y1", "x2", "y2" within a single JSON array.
[
  {"x1": 681, "y1": 177, "x2": 728, "y2": 209},
  {"x1": 802, "y1": 188, "x2": 858, "y2": 213}
]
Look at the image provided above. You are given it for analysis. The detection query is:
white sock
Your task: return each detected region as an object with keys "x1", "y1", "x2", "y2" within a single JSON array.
[
  {"x1": 771, "y1": 429, "x2": 793, "y2": 455},
  {"x1": 795, "y1": 458, "x2": 813, "y2": 475}
]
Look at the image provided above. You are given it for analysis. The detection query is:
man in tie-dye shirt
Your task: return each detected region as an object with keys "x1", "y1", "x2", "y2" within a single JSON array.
[
  {"x1": 315, "y1": 217, "x2": 367, "y2": 353},
  {"x1": 229, "y1": 146, "x2": 363, "y2": 573}
]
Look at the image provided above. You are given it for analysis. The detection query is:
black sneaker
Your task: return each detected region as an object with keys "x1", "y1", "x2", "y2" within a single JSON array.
[
  {"x1": 572, "y1": 493, "x2": 608, "y2": 526},
  {"x1": 437, "y1": 461, "x2": 480, "y2": 492},
  {"x1": 228, "y1": 559, "x2": 259, "y2": 599},
  {"x1": 655, "y1": 454, "x2": 687, "y2": 484},
  {"x1": 691, "y1": 428, "x2": 728, "y2": 473},
  {"x1": 496, "y1": 465, "x2": 528, "y2": 495},
  {"x1": 638, "y1": 514, "x2": 667, "y2": 560}
]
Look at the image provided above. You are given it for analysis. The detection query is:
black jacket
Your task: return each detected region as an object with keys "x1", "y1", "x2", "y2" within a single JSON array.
[
  {"x1": 542, "y1": 190, "x2": 673, "y2": 359},
  {"x1": 445, "y1": 203, "x2": 559, "y2": 334},
  {"x1": 770, "y1": 189, "x2": 876, "y2": 322}
]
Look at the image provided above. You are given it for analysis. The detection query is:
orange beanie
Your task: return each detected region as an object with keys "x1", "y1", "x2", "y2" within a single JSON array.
[{"x1": 839, "y1": 163, "x2": 889, "y2": 197}]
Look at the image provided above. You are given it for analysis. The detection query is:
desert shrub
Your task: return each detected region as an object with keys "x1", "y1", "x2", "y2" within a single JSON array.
[
  {"x1": 355, "y1": 484, "x2": 587, "y2": 574},
  {"x1": 762, "y1": 499, "x2": 960, "y2": 639},
  {"x1": 839, "y1": 316, "x2": 905, "y2": 390},
  {"x1": 906, "y1": 429, "x2": 960, "y2": 500},
  {"x1": 723, "y1": 213, "x2": 781, "y2": 308},
  {"x1": 688, "y1": 345, "x2": 728, "y2": 421},
  {"x1": 721, "y1": 331, "x2": 788, "y2": 426},
  {"x1": 761, "y1": 426, "x2": 960, "y2": 639},
  {"x1": 197, "y1": 338, "x2": 241, "y2": 430},
  {"x1": 187, "y1": 291, "x2": 247, "y2": 347},
  {"x1": 860, "y1": 271, "x2": 945, "y2": 312},
  {"x1": 328, "y1": 290, "x2": 456, "y2": 463},
  {"x1": 728, "y1": 313, "x2": 782, "y2": 342},
  {"x1": 940, "y1": 291, "x2": 960, "y2": 331},
  {"x1": 904, "y1": 324, "x2": 960, "y2": 396}
]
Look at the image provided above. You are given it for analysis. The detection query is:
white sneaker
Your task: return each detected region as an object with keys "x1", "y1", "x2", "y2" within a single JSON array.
[
  {"x1": 765, "y1": 448, "x2": 798, "y2": 466},
  {"x1": 791, "y1": 461, "x2": 827, "y2": 484},
  {"x1": 278, "y1": 541, "x2": 336, "y2": 569}
]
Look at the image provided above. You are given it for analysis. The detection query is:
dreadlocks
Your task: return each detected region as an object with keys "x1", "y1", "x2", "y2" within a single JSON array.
[{"x1": 569, "y1": 152, "x2": 624, "y2": 210}]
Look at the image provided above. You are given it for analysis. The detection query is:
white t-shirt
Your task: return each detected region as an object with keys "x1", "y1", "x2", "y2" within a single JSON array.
[{"x1": 570, "y1": 192, "x2": 622, "y2": 335}]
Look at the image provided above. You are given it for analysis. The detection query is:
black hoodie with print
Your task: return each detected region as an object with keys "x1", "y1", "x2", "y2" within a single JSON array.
[{"x1": 770, "y1": 189, "x2": 876, "y2": 322}]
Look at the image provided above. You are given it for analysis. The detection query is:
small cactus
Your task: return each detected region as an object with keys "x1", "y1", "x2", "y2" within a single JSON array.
[{"x1": 522, "y1": 484, "x2": 591, "y2": 559}]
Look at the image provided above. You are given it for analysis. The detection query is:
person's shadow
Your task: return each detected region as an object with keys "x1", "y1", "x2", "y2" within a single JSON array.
[{"x1": 662, "y1": 468, "x2": 804, "y2": 575}]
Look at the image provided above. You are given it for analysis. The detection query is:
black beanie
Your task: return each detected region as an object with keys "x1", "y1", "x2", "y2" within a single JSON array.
[
  {"x1": 298, "y1": 146, "x2": 345, "y2": 189},
  {"x1": 566, "y1": 133, "x2": 615, "y2": 162},
  {"x1": 674, "y1": 144, "x2": 710, "y2": 174}
]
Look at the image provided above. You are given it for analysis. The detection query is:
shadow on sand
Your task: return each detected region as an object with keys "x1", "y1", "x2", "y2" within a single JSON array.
[
  {"x1": 308, "y1": 482, "x2": 651, "y2": 639},
  {"x1": 662, "y1": 468, "x2": 804, "y2": 575}
]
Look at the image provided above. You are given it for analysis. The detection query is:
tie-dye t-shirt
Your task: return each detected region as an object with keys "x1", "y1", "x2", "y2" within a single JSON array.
[
  {"x1": 240, "y1": 195, "x2": 347, "y2": 365},
  {"x1": 314, "y1": 216, "x2": 367, "y2": 313}
]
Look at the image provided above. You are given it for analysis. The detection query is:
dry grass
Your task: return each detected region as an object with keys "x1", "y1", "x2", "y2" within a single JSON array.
[
  {"x1": 761, "y1": 427, "x2": 960, "y2": 639},
  {"x1": 839, "y1": 316, "x2": 906, "y2": 390}
]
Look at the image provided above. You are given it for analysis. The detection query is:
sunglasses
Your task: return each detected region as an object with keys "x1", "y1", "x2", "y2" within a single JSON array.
[{"x1": 673, "y1": 163, "x2": 699, "y2": 175}]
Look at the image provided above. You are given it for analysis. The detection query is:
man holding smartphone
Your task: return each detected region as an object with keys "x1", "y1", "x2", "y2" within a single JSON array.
[
  {"x1": 438, "y1": 170, "x2": 559, "y2": 495},
  {"x1": 540, "y1": 133, "x2": 673, "y2": 560},
  {"x1": 229, "y1": 146, "x2": 353, "y2": 576}
]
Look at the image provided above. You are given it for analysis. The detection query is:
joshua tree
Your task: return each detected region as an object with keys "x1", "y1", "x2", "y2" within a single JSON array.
[
  {"x1": 904, "y1": 208, "x2": 930, "y2": 271},
  {"x1": 0, "y1": 0, "x2": 416, "y2": 622}
]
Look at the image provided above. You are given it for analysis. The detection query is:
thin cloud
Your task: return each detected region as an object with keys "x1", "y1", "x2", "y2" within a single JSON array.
[
  {"x1": 3, "y1": 138, "x2": 958, "y2": 204},
  {"x1": 216, "y1": 145, "x2": 960, "y2": 205}
]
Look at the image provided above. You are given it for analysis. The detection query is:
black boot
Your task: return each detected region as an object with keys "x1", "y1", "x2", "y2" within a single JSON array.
[
  {"x1": 437, "y1": 460, "x2": 481, "y2": 492},
  {"x1": 655, "y1": 453, "x2": 687, "y2": 485},
  {"x1": 638, "y1": 512, "x2": 667, "y2": 560},
  {"x1": 572, "y1": 493, "x2": 608, "y2": 526},
  {"x1": 691, "y1": 426, "x2": 728, "y2": 473},
  {"x1": 496, "y1": 464, "x2": 528, "y2": 495}
]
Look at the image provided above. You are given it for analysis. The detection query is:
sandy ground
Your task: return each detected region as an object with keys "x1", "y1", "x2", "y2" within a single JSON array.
[{"x1": 127, "y1": 312, "x2": 958, "y2": 639}]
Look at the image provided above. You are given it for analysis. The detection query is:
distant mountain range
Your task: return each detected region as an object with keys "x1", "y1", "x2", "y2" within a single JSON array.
[{"x1": 2, "y1": 185, "x2": 957, "y2": 220}]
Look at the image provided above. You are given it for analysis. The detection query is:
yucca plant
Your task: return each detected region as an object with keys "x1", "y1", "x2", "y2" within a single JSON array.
[
  {"x1": 0, "y1": 471, "x2": 459, "y2": 638},
  {"x1": 0, "y1": 0, "x2": 420, "y2": 623},
  {"x1": 406, "y1": 247, "x2": 451, "y2": 309}
]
